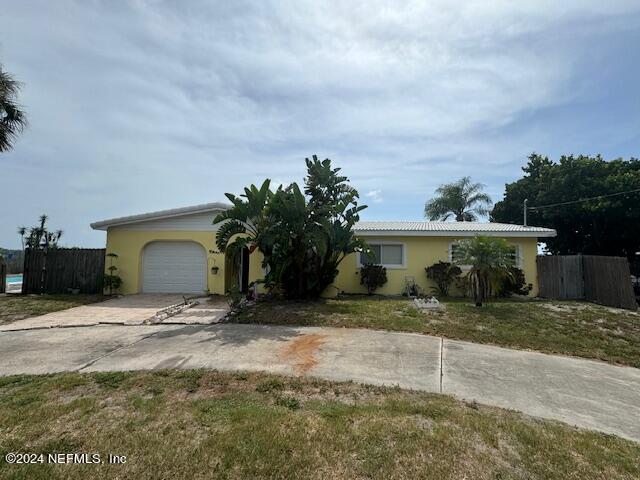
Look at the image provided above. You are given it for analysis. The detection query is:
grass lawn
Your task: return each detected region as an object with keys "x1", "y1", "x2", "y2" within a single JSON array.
[
  {"x1": 235, "y1": 297, "x2": 640, "y2": 367},
  {"x1": 1, "y1": 370, "x2": 638, "y2": 479},
  {"x1": 0, "y1": 294, "x2": 105, "y2": 325}
]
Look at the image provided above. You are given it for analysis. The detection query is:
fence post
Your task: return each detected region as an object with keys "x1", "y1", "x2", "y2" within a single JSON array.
[{"x1": 0, "y1": 256, "x2": 6, "y2": 294}]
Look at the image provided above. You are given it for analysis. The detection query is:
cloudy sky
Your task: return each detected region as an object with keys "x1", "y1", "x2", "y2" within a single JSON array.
[{"x1": 1, "y1": 1, "x2": 639, "y2": 248}]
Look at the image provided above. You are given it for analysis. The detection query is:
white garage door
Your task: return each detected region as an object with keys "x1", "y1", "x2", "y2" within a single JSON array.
[{"x1": 142, "y1": 242, "x2": 206, "y2": 293}]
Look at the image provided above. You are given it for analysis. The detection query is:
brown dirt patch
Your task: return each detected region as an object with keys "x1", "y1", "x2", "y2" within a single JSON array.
[{"x1": 280, "y1": 333, "x2": 327, "y2": 374}]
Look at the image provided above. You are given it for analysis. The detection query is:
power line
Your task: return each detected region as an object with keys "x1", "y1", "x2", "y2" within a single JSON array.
[{"x1": 527, "y1": 187, "x2": 640, "y2": 211}]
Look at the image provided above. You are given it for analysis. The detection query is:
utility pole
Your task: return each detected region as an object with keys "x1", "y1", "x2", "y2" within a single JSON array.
[{"x1": 523, "y1": 199, "x2": 528, "y2": 226}]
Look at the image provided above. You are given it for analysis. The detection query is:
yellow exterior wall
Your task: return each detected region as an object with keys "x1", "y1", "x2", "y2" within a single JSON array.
[
  {"x1": 105, "y1": 229, "x2": 540, "y2": 297},
  {"x1": 105, "y1": 229, "x2": 226, "y2": 295},
  {"x1": 329, "y1": 236, "x2": 540, "y2": 296},
  {"x1": 247, "y1": 249, "x2": 267, "y2": 293}
]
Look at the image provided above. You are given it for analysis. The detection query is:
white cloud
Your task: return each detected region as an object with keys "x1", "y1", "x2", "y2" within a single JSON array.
[
  {"x1": 365, "y1": 189, "x2": 384, "y2": 204},
  {"x1": 0, "y1": 0, "x2": 639, "y2": 246}
]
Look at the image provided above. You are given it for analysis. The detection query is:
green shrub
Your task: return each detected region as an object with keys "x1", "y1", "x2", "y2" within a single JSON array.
[
  {"x1": 359, "y1": 264, "x2": 388, "y2": 295},
  {"x1": 425, "y1": 261, "x2": 462, "y2": 297},
  {"x1": 103, "y1": 273, "x2": 122, "y2": 293},
  {"x1": 499, "y1": 267, "x2": 532, "y2": 296}
]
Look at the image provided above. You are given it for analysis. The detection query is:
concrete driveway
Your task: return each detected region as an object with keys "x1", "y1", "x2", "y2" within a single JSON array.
[
  {"x1": 0, "y1": 294, "x2": 229, "y2": 331},
  {"x1": 1, "y1": 323, "x2": 639, "y2": 443}
]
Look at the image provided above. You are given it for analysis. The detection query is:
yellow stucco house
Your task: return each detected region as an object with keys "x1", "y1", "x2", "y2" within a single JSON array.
[{"x1": 91, "y1": 202, "x2": 556, "y2": 297}]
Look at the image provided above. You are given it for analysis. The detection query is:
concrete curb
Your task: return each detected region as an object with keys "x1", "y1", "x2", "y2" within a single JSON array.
[{"x1": 146, "y1": 299, "x2": 200, "y2": 324}]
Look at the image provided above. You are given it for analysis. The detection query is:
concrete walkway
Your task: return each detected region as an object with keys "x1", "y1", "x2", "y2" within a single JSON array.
[
  {"x1": 0, "y1": 323, "x2": 638, "y2": 442},
  {"x1": 0, "y1": 294, "x2": 230, "y2": 331}
]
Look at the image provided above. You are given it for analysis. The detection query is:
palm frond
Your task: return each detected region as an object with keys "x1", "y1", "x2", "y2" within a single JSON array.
[
  {"x1": 215, "y1": 220, "x2": 250, "y2": 253},
  {"x1": 0, "y1": 67, "x2": 28, "y2": 152},
  {"x1": 425, "y1": 177, "x2": 492, "y2": 221}
]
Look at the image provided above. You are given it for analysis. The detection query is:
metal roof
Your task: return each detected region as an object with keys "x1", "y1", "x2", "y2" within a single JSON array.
[
  {"x1": 90, "y1": 202, "x2": 231, "y2": 230},
  {"x1": 91, "y1": 202, "x2": 556, "y2": 238},
  {"x1": 354, "y1": 221, "x2": 556, "y2": 237}
]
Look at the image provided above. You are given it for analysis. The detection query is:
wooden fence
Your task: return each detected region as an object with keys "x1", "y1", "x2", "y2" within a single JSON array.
[
  {"x1": 0, "y1": 256, "x2": 6, "y2": 294},
  {"x1": 22, "y1": 248, "x2": 105, "y2": 294},
  {"x1": 537, "y1": 254, "x2": 637, "y2": 310}
]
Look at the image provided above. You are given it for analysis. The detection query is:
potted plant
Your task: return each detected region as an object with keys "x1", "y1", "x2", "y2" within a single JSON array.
[{"x1": 104, "y1": 252, "x2": 122, "y2": 295}]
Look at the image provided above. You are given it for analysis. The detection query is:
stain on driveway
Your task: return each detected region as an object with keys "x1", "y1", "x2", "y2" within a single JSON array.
[{"x1": 279, "y1": 333, "x2": 327, "y2": 373}]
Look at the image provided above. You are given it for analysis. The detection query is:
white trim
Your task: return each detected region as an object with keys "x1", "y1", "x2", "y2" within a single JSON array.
[
  {"x1": 512, "y1": 244, "x2": 524, "y2": 268},
  {"x1": 358, "y1": 241, "x2": 407, "y2": 269},
  {"x1": 356, "y1": 230, "x2": 555, "y2": 238},
  {"x1": 91, "y1": 202, "x2": 231, "y2": 230},
  {"x1": 448, "y1": 241, "x2": 524, "y2": 269}
]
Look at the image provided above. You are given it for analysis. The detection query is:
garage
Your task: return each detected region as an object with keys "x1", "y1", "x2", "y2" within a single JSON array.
[{"x1": 142, "y1": 241, "x2": 207, "y2": 293}]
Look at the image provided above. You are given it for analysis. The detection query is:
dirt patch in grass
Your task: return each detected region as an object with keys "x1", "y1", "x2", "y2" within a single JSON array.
[
  {"x1": 234, "y1": 296, "x2": 640, "y2": 367},
  {"x1": 0, "y1": 370, "x2": 638, "y2": 479},
  {"x1": 0, "y1": 294, "x2": 105, "y2": 325}
]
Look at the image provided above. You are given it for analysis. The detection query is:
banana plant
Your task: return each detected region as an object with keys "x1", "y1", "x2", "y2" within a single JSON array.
[
  {"x1": 214, "y1": 156, "x2": 368, "y2": 299},
  {"x1": 213, "y1": 179, "x2": 273, "y2": 261}
]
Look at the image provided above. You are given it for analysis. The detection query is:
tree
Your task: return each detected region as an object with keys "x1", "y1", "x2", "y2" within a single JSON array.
[
  {"x1": 424, "y1": 177, "x2": 492, "y2": 221},
  {"x1": 454, "y1": 236, "x2": 514, "y2": 307},
  {"x1": 17, "y1": 227, "x2": 26, "y2": 251},
  {"x1": 491, "y1": 153, "x2": 640, "y2": 260},
  {"x1": 213, "y1": 179, "x2": 273, "y2": 262},
  {"x1": 19, "y1": 215, "x2": 63, "y2": 250},
  {"x1": 19, "y1": 215, "x2": 63, "y2": 294},
  {"x1": 1, "y1": 65, "x2": 27, "y2": 152},
  {"x1": 214, "y1": 156, "x2": 367, "y2": 299}
]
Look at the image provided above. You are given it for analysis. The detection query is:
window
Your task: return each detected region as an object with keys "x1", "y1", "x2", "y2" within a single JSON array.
[
  {"x1": 509, "y1": 245, "x2": 523, "y2": 268},
  {"x1": 359, "y1": 243, "x2": 405, "y2": 268},
  {"x1": 449, "y1": 243, "x2": 464, "y2": 264},
  {"x1": 449, "y1": 242, "x2": 523, "y2": 268}
]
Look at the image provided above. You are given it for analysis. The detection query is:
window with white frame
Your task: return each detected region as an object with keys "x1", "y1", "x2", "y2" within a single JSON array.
[
  {"x1": 359, "y1": 243, "x2": 405, "y2": 268},
  {"x1": 449, "y1": 242, "x2": 523, "y2": 268},
  {"x1": 509, "y1": 245, "x2": 523, "y2": 268}
]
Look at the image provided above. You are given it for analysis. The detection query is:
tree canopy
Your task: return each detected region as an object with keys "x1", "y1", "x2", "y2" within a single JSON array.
[
  {"x1": 424, "y1": 176, "x2": 492, "y2": 221},
  {"x1": 491, "y1": 154, "x2": 640, "y2": 259},
  {"x1": 0, "y1": 65, "x2": 27, "y2": 152},
  {"x1": 214, "y1": 156, "x2": 367, "y2": 299}
]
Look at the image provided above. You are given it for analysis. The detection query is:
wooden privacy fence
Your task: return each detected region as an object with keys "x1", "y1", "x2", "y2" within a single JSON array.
[
  {"x1": 0, "y1": 256, "x2": 6, "y2": 294},
  {"x1": 537, "y1": 254, "x2": 637, "y2": 310},
  {"x1": 23, "y1": 248, "x2": 105, "y2": 294}
]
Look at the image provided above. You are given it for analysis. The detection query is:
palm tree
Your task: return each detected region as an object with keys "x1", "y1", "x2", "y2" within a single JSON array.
[
  {"x1": 424, "y1": 177, "x2": 492, "y2": 221},
  {"x1": 1, "y1": 65, "x2": 27, "y2": 152},
  {"x1": 213, "y1": 179, "x2": 273, "y2": 257},
  {"x1": 17, "y1": 226, "x2": 27, "y2": 252},
  {"x1": 454, "y1": 236, "x2": 515, "y2": 306}
]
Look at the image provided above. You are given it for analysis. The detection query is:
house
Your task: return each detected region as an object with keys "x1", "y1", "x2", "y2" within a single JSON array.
[{"x1": 91, "y1": 203, "x2": 556, "y2": 296}]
